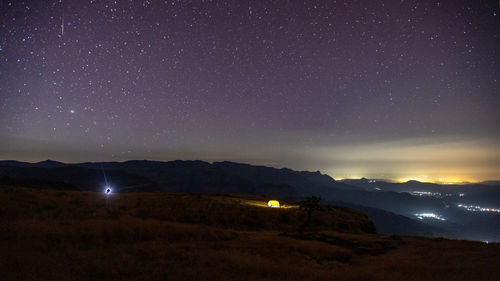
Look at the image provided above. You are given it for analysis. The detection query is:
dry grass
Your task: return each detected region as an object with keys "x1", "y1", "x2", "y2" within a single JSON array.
[{"x1": 1, "y1": 187, "x2": 499, "y2": 281}]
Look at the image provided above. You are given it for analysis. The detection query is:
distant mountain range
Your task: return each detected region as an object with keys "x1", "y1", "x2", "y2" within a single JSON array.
[
  {"x1": 1, "y1": 159, "x2": 499, "y2": 241},
  {"x1": 340, "y1": 178, "x2": 500, "y2": 206}
]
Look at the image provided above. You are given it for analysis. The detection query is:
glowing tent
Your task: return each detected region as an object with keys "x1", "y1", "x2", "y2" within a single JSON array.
[{"x1": 267, "y1": 200, "x2": 280, "y2": 208}]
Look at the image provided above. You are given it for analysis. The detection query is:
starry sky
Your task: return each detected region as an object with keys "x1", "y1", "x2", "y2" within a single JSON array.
[{"x1": 1, "y1": 0, "x2": 499, "y2": 182}]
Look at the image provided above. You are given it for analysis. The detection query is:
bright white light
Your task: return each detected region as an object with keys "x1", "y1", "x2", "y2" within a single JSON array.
[
  {"x1": 414, "y1": 213, "x2": 446, "y2": 221},
  {"x1": 70, "y1": 109, "x2": 75, "y2": 114},
  {"x1": 105, "y1": 186, "x2": 112, "y2": 194}
]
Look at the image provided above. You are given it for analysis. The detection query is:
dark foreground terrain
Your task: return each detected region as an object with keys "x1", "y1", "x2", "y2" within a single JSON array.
[{"x1": 1, "y1": 187, "x2": 499, "y2": 281}]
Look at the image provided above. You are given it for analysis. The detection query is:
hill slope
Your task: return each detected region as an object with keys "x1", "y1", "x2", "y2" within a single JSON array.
[{"x1": 1, "y1": 187, "x2": 499, "y2": 281}]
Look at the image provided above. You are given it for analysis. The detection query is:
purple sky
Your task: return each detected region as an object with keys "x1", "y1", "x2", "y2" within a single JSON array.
[{"x1": 1, "y1": 0, "x2": 499, "y2": 181}]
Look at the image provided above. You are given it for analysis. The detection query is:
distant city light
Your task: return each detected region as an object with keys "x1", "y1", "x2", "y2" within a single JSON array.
[
  {"x1": 411, "y1": 191, "x2": 442, "y2": 197},
  {"x1": 414, "y1": 213, "x2": 446, "y2": 221},
  {"x1": 409, "y1": 191, "x2": 463, "y2": 198},
  {"x1": 457, "y1": 204, "x2": 500, "y2": 213}
]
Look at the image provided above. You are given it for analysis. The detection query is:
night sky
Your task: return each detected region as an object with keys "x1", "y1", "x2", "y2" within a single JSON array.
[{"x1": 1, "y1": 0, "x2": 499, "y2": 182}]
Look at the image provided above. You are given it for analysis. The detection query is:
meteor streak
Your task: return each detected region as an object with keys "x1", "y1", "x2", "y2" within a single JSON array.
[{"x1": 61, "y1": 1, "x2": 64, "y2": 36}]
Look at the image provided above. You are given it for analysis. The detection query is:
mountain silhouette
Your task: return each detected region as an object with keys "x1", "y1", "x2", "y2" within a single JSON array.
[{"x1": 2, "y1": 159, "x2": 499, "y2": 240}]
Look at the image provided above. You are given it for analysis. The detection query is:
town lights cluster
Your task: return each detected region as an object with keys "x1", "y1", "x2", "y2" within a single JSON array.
[
  {"x1": 414, "y1": 213, "x2": 446, "y2": 221},
  {"x1": 409, "y1": 191, "x2": 465, "y2": 199},
  {"x1": 409, "y1": 191, "x2": 465, "y2": 198},
  {"x1": 411, "y1": 191, "x2": 442, "y2": 197},
  {"x1": 457, "y1": 204, "x2": 500, "y2": 213}
]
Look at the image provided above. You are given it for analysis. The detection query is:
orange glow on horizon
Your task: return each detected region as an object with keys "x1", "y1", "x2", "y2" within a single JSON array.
[{"x1": 389, "y1": 176, "x2": 475, "y2": 184}]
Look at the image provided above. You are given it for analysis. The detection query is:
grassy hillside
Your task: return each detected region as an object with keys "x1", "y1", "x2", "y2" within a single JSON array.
[{"x1": 1, "y1": 187, "x2": 499, "y2": 281}]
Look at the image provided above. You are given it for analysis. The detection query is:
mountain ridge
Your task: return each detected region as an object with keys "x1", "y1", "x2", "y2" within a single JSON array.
[{"x1": 0, "y1": 159, "x2": 456, "y2": 239}]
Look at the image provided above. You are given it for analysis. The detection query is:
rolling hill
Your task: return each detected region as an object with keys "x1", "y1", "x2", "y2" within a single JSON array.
[{"x1": 0, "y1": 187, "x2": 498, "y2": 281}]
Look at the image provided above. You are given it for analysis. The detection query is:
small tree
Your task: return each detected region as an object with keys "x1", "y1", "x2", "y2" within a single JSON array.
[{"x1": 298, "y1": 196, "x2": 322, "y2": 234}]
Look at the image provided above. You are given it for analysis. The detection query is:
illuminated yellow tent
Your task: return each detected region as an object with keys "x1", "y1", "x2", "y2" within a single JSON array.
[{"x1": 267, "y1": 200, "x2": 280, "y2": 208}]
